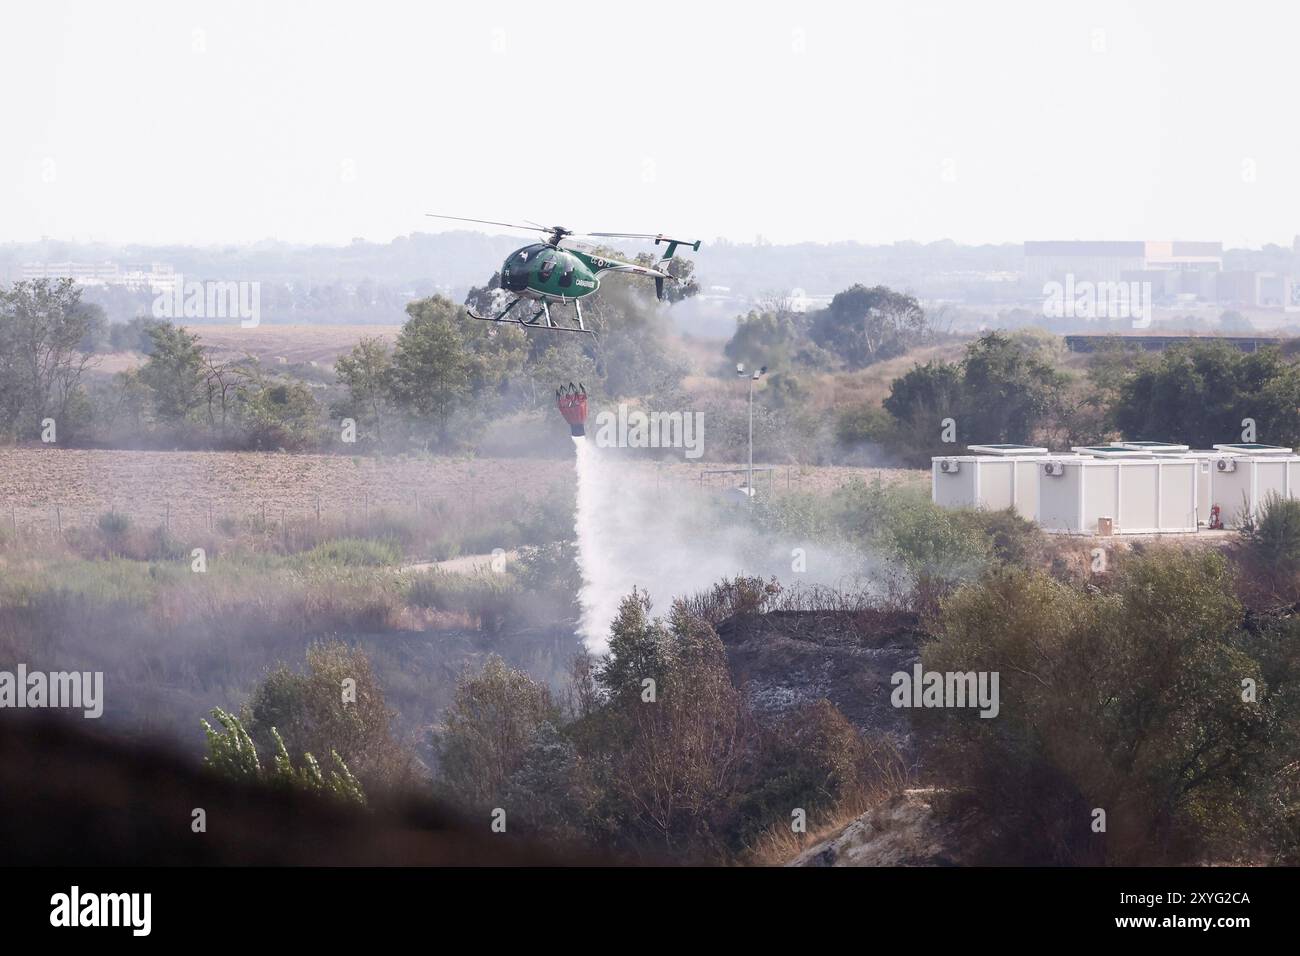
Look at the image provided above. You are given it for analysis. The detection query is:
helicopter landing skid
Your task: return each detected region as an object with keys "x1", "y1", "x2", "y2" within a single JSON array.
[{"x1": 467, "y1": 296, "x2": 594, "y2": 334}]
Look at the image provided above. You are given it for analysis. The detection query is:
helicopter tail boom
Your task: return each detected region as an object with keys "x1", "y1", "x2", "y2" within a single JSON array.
[{"x1": 651, "y1": 237, "x2": 700, "y2": 300}]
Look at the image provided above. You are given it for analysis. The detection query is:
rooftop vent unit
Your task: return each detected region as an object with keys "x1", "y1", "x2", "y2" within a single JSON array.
[
  {"x1": 965, "y1": 444, "x2": 1049, "y2": 456},
  {"x1": 1119, "y1": 441, "x2": 1191, "y2": 454},
  {"x1": 1212, "y1": 443, "x2": 1294, "y2": 455},
  {"x1": 1070, "y1": 445, "x2": 1157, "y2": 459}
]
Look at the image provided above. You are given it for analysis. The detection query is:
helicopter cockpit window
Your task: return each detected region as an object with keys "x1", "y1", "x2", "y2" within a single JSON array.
[
  {"x1": 538, "y1": 253, "x2": 557, "y2": 283},
  {"x1": 559, "y1": 266, "x2": 574, "y2": 288},
  {"x1": 502, "y1": 244, "x2": 543, "y2": 291}
]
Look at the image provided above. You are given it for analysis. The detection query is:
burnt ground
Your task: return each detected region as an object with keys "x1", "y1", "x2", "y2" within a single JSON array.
[{"x1": 717, "y1": 608, "x2": 924, "y2": 749}]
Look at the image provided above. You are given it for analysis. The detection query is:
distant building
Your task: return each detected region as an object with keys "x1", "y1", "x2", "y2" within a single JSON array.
[
  {"x1": 1215, "y1": 271, "x2": 1296, "y2": 309},
  {"x1": 21, "y1": 261, "x2": 176, "y2": 293},
  {"x1": 1063, "y1": 332, "x2": 1291, "y2": 354},
  {"x1": 1257, "y1": 273, "x2": 1293, "y2": 309},
  {"x1": 1024, "y1": 240, "x2": 1222, "y2": 283}
]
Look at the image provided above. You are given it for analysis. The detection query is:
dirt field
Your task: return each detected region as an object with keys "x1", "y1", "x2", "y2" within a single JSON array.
[
  {"x1": 87, "y1": 324, "x2": 404, "y2": 377},
  {"x1": 192, "y1": 323, "x2": 401, "y2": 366},
  {"x1": 0, "y1": 448, "x2": 571, "y2": 535},
  {"x1": 0, "y1": 447, "x2": 925, "y2": 535}
]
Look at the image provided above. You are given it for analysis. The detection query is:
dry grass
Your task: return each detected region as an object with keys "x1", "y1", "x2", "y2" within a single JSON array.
[
  {"x1": 744, "y1": 793, "x2": 880, "y2": 867},
  {"x1": 680, "y1": 339, "x2": 972, "y2": 416},
  {"x1": 0, "y1": 448, "x2": 927, "y2": 537},
  {"x1": 745, "y1": 737, "x2": 914, "y2": 866},
  {"x1": 821, "y1": 340, "x2": 971, "y2": 410}
]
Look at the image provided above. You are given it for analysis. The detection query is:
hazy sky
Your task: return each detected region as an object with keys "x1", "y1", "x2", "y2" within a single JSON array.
[{"x1": 4, "y1": 0, "x2": 1298, "y2": 248}]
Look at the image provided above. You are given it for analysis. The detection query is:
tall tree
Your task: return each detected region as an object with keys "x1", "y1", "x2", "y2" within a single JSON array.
[
  {"x1": 959, "y1": 331, "x2": 1063, "y2": 444},
  {"x1": 1110, "y1": 342, "x2": 1300, "y2": 448},
  {"x1": 333, "y1": 336, "x2": 395, "y2": 445},
  {"x1": 138, "y1": 321, "x2": 206, "y2": 426},
  {"x1": 0, "y1": 278, "x2": 104, "y2": 438},
  {"x1": 388, "y1": 296, "x2": 475, "y2": 447},
  {"x1": 810, "y1": 284, "x2": 928, "y2": 369}
]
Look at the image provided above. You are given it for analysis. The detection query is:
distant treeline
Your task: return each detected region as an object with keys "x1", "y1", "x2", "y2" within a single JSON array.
[
  {"x1": 721, "y1": 283, "x2": 1300, "y2": 466},
  {"x1": 10, "y1": 273, "x2": 1300, "y2": 465},
  {"x1": 8, "y1": 233, "x2": 1298, "y2": 319},
  {"x1": 0, "y1": 272, "x2": 694, "y2": 453}
]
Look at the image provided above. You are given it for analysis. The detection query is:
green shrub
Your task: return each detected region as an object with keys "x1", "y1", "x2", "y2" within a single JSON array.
[
  {"x1": 144, "y1": 525, "x2": 190, "y2": 562},
  {"x1": 434, "y1": 656, "x2": 561, "y2": 811},
  {"x1": 301, "y1": 537, "x2": 402, "y2": 567},
  {"x1": 921, "y1": 550, "x2": 1297, "y2": 864},
  {"x1": 835, "y1": 403, "x2": 893, "y2": 447},
  {"x1": 240, "y1": 641, "x2": 411, "y2": 791},
  {"x1": 97, "y1": 510, "x2": 132, "y2": 538},
  {"x1": 1241, "y1": 492, "x2": 1300, "y2": 577},
  {"x1": 201, "y1": 707, "x2": 366, "y2": 805},
  {"x1": 402, "y1": 570, "x2": 522, "y2": 632},
  {"x1": 950, "y1": 507, "x2": 1048, "y2": 568}
]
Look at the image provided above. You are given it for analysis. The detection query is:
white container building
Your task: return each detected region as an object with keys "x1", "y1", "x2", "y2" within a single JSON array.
[
  {"x1": 1204, "y1": 444, "x2": 1300, "y2": 528},
  {"x1": 1037, "y1": 448, "x2": 1200, "y2": 534},
  {"x1": 932, "y1": 440, "x2": 1300, "y2": 534},
  {"x1": 931, "y1": 445, "x2": 1055, "y2": 520}
]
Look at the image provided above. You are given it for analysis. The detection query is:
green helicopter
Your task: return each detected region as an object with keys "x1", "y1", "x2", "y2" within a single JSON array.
[{"x1": 425, "y1": 214, "x2": 701, "y2": 334}]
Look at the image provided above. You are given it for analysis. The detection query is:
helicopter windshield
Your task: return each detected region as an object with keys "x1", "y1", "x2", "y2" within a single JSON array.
[
  {"x1": 538, "y1": 251, "x2": 557, "y2": 283},
  {"x1": 502, "y1": 243, "x2": 545, "y2": 292}
]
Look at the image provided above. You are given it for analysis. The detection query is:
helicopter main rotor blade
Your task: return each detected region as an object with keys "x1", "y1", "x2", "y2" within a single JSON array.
[
  {"x1": 425, "y1": 213, "x2": 544, "y2": 233},
  {"x1": 584, "y1": 231, "x2": 666, "y2": 239}
]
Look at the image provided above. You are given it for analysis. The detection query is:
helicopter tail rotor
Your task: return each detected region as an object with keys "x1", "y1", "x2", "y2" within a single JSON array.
[{"x1": 653, "y1": 236, "x2": 703, "y2": 257}]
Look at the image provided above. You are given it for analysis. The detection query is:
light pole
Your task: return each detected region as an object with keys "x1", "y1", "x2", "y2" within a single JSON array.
[{"x1": 736, "y1": 363, "x2": 766, "y2": 502}]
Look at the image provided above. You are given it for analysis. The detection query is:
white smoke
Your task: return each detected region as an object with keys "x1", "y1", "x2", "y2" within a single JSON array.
[{"x1": 571, "y1": 437, "x2": 880, "y2": 652}]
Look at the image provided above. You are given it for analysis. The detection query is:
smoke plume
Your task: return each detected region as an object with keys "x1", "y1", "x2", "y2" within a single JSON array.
[{"x1": 571, "y1": 437, "x2": 879, "y2": 651}]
